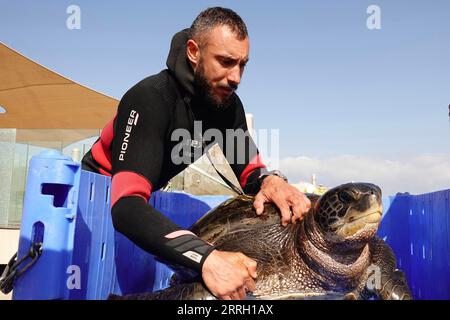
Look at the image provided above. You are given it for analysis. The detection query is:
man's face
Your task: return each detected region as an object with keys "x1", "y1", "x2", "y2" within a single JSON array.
[{"x1": 193, "y1": 25, "x2": 249, "y2": 109}]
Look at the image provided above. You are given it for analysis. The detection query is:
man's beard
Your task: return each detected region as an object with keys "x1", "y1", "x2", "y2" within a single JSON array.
[{"x1": 194, "y1": 61, "x2": 236, "y2": 111}]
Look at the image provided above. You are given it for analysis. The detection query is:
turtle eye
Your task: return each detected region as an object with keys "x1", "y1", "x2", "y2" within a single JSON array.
[{"x1": 338, "y1": 191, "x2": 355, "y2": 203}]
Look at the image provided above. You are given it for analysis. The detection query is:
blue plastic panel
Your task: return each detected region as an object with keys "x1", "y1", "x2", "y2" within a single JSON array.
[
  {"x1": 378, "y1": 191, "x2": 450, "y2": 299},
  {"x1": 69, "y1": 170, "x2": 117, "y2": 300},
  {"x1": 70, "y1": 171, "x2": 231, "y2": 299}
]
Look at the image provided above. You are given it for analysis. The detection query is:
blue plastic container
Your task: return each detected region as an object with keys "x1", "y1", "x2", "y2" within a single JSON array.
[
  {"x1": 12, "y1": 150, "x2": 230, "y2": 300},
  {"x1": 13, "y1": 150, "x2": 80, "y2": 300}
]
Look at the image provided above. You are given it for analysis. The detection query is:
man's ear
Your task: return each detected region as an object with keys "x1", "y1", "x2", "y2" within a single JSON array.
[{"x1": 186, "y1": 39, "x2": 200, "y2": 69}]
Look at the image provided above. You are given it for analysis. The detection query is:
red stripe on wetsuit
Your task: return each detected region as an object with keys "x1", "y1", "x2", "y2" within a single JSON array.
[
  {"x1": 111, "y1": 171, "x2": 153, "y2": 207},
  {"x1": 239, "y1": 153, "x2": 266, "y2": 189},
  {"x1": 91, "y1": 114, "x2": 116, "y2": 176}
]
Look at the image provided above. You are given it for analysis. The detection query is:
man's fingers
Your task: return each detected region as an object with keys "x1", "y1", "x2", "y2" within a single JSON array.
[
  {"x1": 271, "y1": 196, "x2": 291, "y2": 226},
  {"x1": 236, "y1": 253, "x2": 258, "y2": 278},
  {"x1": 244, "y1": 277, "x2": 256, "y2": 292},
  {"x1": 279, "y1": 205, "x2": 291, "y2": 226},
  {"x1": 290, "y1": 203, "x2": 302, "y2": 224},
  {"x1": 230, "y1": 291, "x2": 241, "y2": 300},
  {"x1": 289, "y1": 193, "x2": 312, "y2": 223},
  {"x1": 242, "y1": 256, "x2": 257, "y2": 278},
  {"x1": 299, "y1": 194, "x2": 312, "y2": 217},
  {"x1": 253, "y1": 193, "x2": 265, "y2": 215},
  {"x1": 288, "y1": 195, "x2": 303, "y2": 224},
  {"x1": 254, "y1": 182, "x2": 312, "y2": 226},
  {"x1": 294, "y1": 200, "x2": 307, "y2": 223},
  {"x1": 237, "y1": 286, "x2": 246, "y2": 300},
  {"x1": 202, "y1": 251, "x2": 258, "y2": 301},
  {"x1": 269, "y1": 193, "x2": 293, "y2": 226},
  {"x1": 304, "y1": 195, "x2": 312, "y2": 210}
]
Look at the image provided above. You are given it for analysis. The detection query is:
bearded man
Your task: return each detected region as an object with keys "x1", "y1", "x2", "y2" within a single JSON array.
[{"x1": 82, "y1": 7, "x2": 310, "y2": 300}]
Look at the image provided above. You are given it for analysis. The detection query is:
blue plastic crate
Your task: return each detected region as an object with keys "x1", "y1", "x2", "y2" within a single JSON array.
[{"x1": 12, "y1": 150, "x2": 230, "y2": 300}]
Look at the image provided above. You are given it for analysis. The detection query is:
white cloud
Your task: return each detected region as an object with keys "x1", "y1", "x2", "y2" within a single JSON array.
[{"x1": 279, "y1": 153, "x2": 450, "y2": 196}]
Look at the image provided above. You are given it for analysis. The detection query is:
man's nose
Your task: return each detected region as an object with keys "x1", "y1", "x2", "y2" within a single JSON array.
[{"x1": 227, "y1": 65, "x2": 241, "y2": 87}]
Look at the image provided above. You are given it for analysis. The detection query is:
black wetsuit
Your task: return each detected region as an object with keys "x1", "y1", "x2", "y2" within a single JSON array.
[{"x1": 82, "y1": 29, "x2": 268, "y2": 275}]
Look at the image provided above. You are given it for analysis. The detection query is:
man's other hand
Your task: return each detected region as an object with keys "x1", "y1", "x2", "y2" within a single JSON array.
[{"x1": 202, "y1": 250, "x2": 257, "y2": 300}]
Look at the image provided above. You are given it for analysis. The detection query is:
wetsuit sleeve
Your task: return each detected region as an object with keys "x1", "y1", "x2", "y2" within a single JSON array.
[
  {"x1": 223, "y1": 96, "x2": 268, "y2": 195},
  {"x1": 110, "y1": 84, "x2": 215, "y2": 274}
]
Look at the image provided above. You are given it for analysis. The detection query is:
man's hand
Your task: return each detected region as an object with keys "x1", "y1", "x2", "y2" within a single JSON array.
[
  {"x1": 202, "y1": 250, "x2": 257, "y2": 300},
  {"x1": 253, "y1": 175, "x2": 311, "y2": 226}
]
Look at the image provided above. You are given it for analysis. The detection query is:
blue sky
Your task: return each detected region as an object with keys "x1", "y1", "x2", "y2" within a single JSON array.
[{"x1": 1, "y1": 1, "x2": 449, "y2": 194}]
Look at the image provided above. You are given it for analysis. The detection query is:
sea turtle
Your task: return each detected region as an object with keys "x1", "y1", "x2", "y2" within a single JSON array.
[{"x1": 110, "y1": 182, "x2": 412, "y2": 300}]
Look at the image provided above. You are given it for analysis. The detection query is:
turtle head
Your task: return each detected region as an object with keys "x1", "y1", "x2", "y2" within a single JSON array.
[{"x1": 314, "y1": 183, "x2": 382, "y2": 241}]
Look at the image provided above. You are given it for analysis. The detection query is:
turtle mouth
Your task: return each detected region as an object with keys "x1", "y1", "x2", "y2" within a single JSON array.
[
  {"x1": 333, "y1": 209, "x2": 382, "y2": 238},
  {"x1": 347, "y1": 210, "x2": 382, "y2": 223}
]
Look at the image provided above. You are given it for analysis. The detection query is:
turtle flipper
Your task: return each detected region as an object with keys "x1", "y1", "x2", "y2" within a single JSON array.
[
  {"x1": 377, "y1": 269, "x2": 412, "y2": 300},
  {"x1": 366, "y1": 237, "x2": 413, "y2": 300}
]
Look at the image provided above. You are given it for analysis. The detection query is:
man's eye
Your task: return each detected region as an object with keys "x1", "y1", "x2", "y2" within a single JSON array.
[{"x1": 221, "y1": 59, "x2": 234, "y2": 67}]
